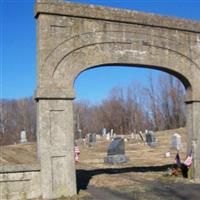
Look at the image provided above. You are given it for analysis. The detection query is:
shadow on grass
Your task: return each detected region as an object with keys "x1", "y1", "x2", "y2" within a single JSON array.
[{"x1": 76, "y1": 164, "x2": 172, "y2": 193}]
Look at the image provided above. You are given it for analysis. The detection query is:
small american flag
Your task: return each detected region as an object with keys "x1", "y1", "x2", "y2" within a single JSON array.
[
  {"x1": 184, "y1": 150, "x2": 192, "y2": 167},
  {"x1": 74, "y1": 146, "x2": 80, "y2": 154}
]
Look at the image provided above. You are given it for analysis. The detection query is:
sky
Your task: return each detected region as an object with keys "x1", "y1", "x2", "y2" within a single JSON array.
[{"x1": 1, "y1": 0, "x2": 200, "y2": 103}]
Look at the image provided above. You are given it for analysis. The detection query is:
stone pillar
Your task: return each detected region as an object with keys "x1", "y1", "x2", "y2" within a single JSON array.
[
  {"x1": 186, "y1": 102, "x2": 193, "y2": 154},
  {"x1": 37, "y1": 98, "x2": 76, "y2": 199},
  {"x1": 186, "y1": 101, "x2": 200, "y2": 180}
]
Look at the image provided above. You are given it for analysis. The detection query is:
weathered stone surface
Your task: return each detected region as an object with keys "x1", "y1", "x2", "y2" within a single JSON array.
[
  {"x1": 0, "y1": 164, "x2": 40, "y2": 173},
  {"x1": 104, "y1": 137, "x2": 129, "y2": 164},
  {"x1": 107, "y1": 137, "x2": 125, "y2": 156},
  {"x1": 145, "y1": 131, "x2": 157, "y2": 147},
  {"x1": 104, "y1": 154, "x2": 129, "y2": 164},
  {"x1": 34, "y1": 1, "x2": 200, "y2": 33},
  {"x1": 37, "y1": 99, "x2": 77, "y2": 199},
  {"x1": 0, "y1": 165, "x2": 41, "y2": 200},
  {"x1": 171, "y1": 133, "x2": 182, "y2": 150},
  {"x1": 2, "y1": 1, "x2": 200, "y2": 199}
]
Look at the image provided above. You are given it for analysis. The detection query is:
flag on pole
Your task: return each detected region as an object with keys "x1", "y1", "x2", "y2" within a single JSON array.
[{"x1": 184, "y1": 150, "x2": 192, "y2": 167}]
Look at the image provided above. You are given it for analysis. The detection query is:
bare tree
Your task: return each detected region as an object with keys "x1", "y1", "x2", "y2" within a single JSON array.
[
  {"x1": 1, "y1": 72, "x2": 186, "y2": 145},
  {"x1": 0, "y1": 97, "x2": 36, "y2": 145}
]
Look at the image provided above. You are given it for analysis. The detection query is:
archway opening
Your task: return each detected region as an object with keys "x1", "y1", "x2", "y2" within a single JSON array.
[{"x1": 73, "y1": 65, "x2": 190, "y2": 197}]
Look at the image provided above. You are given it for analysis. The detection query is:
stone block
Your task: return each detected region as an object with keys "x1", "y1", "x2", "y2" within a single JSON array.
[{"x1": 104, "y1": 154, "x2": 129, "y2": 164}]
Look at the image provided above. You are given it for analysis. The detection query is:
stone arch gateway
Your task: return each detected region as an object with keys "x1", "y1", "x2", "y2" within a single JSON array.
[{"x1": 35, "y1": 0, "x2": 200, "y2": 199}]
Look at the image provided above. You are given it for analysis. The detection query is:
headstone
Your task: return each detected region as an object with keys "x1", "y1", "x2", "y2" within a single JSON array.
[
  {"x1": 20, "y1": 130, "x2": 27, "y2": 143},
  {"x1": 86, "y1": 133, "x2": 91, "y2": 146},
  {"x1": 145, "y1": 131, "x2": 157, "y2": 147},
  {"x1": 106, "y1": 132, "x2": 110, "y2": 140},
  {"x1": 165, "y1": 152, "x2": 171, "y2": 158},
  {"x1": 110, "y1": 129, "x2": 114, "y2": 138},
  {"x1": 87, "y1": 133, "x2": 96, "y2": 147},
  {"x1": 131, "y1": 132, "x2": 134, "y2": 139},
  {"x1": 171, "y1": 133, "x2": 181, "y2": 150},
  {"x1": 88, "y1": 133, "x2": 93, "y2": 144},
  {"x1": 78, "y1": 129, "x2": 82, "y2": 139},
  {"x1": 92, "y1": 133, "x2": 96, "y2": 144},
  {"x1": 107, "y1": 137, "x2": 125, "y2": 155},
  {"x1": 102, "y1": 128, "x2": 106, "y2": 137},
  {"x1": 104, "y1": 137, "x2": 129, "y2": 164}
]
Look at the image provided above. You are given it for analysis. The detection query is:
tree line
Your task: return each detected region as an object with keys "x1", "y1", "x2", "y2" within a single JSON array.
[
  {"x1": 0, "y1": 73, "x2": 186, "y2": 145},
  {"x1": 0, "y1": 97, "x2": 36, "y2": 145},
  {"x1": 74, "y1": 74, "x2": 186, "y2": 137}
]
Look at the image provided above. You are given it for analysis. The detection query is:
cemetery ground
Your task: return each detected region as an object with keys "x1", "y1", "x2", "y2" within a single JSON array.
[{"x1": 1, "y1": 128, "x2": 200, "y2": 200}]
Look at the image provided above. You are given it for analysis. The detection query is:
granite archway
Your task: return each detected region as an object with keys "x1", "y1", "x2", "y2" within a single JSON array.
[{"x1": 35, "y1": 0, "x2": 200, "y2": 199}]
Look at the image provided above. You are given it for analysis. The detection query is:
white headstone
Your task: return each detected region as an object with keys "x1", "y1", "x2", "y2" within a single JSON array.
[
  {"x1": 110, "y1": 129, "x2": 114, "y2": 138},
  {"x1": 20, "y1": 130, "x2": 27, "y2": 143},
  {"x1": 131, "y1": 132, "x2": 134, "y2": 139},
  {"x1": 106, "y1": 132, "x2": 110, "y2": 140},
  {"x1": 102, "y1": 128, "x2": 106, "y2": 137},
  {"x1": 165, "y1": 152, "x2": 171, "y2": 158},
  {"x1": 171, "y1": 133, "x2": 181, "y2": 150}
]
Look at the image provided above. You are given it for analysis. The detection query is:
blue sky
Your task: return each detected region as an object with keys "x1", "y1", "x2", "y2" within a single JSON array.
[{"x1": 1, "y1": 0, "x2": 200, "y2": 103}]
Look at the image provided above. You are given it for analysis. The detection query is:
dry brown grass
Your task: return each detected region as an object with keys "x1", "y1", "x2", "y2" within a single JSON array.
[
  {"x1": 74, "y1": 127, "x2": 192, "y2": 199},
  {"x1": 0, "y1": 142, "x2": 38, "y2": 165},
  {"x1": 1, "y1": 128, "x2": 192, "y2": 199},
  {"x1": 0, "y1": 127, "x2": 187, "y2": 166},
  {"x1": 76, "y1": 127, "x2": 187, "y2": 169}
]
